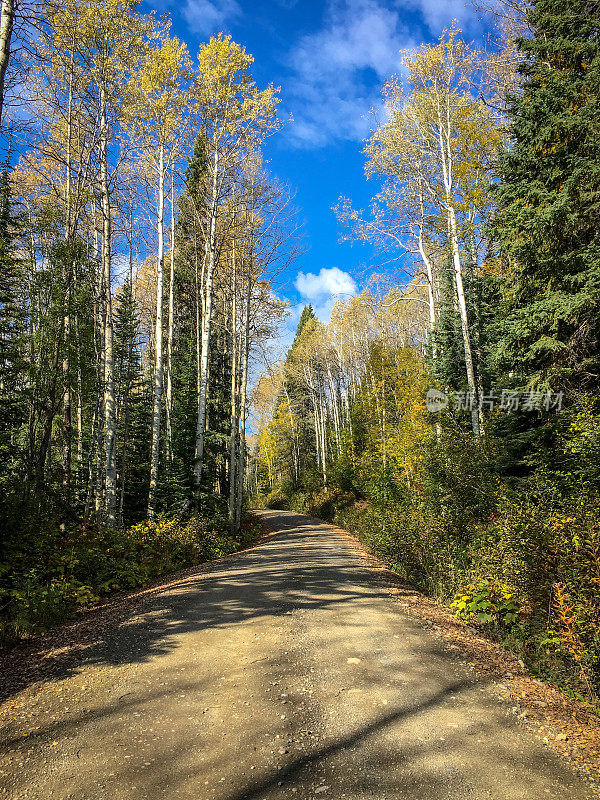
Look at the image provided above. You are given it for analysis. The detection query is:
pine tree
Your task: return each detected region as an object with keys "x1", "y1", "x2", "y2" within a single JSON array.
[
  {"x1": 290, "y1": 304, "x2": 315, "y2": 350},
  {"x1": 493, "y1": 0, "x2": 600, "y2": 393},
  {"x1": 113, "y1": 277, "x2": 145, "y2": 524},
  {"x1": 431, "y1": 262, "x2": 465, "y2": 392},
  {"x1": 0, "y1": 169, "x2": 26, "y2": 481}
]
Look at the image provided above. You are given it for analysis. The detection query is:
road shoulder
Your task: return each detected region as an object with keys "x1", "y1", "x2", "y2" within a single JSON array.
[{"x1": 291, "y1": 512, "x2": 600, "y2": 796}]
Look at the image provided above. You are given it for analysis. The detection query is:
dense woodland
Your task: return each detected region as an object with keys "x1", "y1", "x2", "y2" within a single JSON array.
[
  {"x1": 0, "y1": 0, "x2": 598, "y2": 710},
  {"x1": 0, "y1": 1, "x2": 297, "y2": 639},
  {"x1": 252, "y1": 0, "x2": 600, "y2": 704}
]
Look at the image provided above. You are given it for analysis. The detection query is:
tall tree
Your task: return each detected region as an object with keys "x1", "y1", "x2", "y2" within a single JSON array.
[
  {"x1": 0, "y1": 0, "x2": 15, "y2": 126},
  {"x1": 364, "y1": 29, "x2": 501, "y2": 436},
  {"x1": 126, "y1": 31, "x2": 191, "y2": 517},
  {"x1": 83, "y1": 0, "x2": 150, "y2": 525},
  {"x1": 191, "y1": 34, "x2": 279, "y2": 495},
  {"x1": 493, "y1": 0, "x2": 600, "y2": 394},
  {"x1": 0, "y1": 167, "x2": 25, "y2": 479}
]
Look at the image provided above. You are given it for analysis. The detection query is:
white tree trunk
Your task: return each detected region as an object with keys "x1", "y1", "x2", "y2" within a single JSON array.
[
  {"x1": 307, "y1": 368, "x2": 321, "y2": 476},
  {"x1": 282, "y1": 383, "x2": 299, "y2": 485},
  {"x1": 148, "y1": 144, "x2": 166, "y2": 517},
  {"x1": 318, "y1": 393, "x2": 327, "y2": 484},
  {"x1": 100, "y1": 86, "x2": 117, "y2": 526},
  {"x1": 193, "y1": 150, "x2": 219, "y2": 492},
  {"x1": 92, "y1": 219, "x2": 104, "y2": 517},
  {"x1": 228, "y1": 243, "x2": 238, "y2": 531},
  {"x1": 326, "y1": 361, "x2": 341, "y2": 457},
  {"x1": 75, "y1": 323, "x2": 83, "y2": 469},
  {"x1": 448, "y1": 206, "x2": 480, "y2": 438},
  {"x1": 165, "y1": 168, "x2": 175, "y2": 463},
  {"x1": 437, "y1": 115, "x2": 479, "y2": 438},
  {"x1": 62, "y1": 68, "x2": 74, "y2": 511},
  {"x1": 0, "y1": 0, "x2": 14, "y2": 126},
  {"x1": 84, "y1": 395, "x2": 100, "y2": 521},
  {"x1": 234, "y1": 275, "x2": 251, "y2": 534},
  {"x1": 417, "y1": 233, "x2": 437, "y2": 333}
]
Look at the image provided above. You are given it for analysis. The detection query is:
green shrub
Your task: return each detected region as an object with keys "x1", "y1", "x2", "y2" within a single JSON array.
[
  {"x1": 0, "y1": 513, "x2": 241, "y2": 644},
  {"x1": 451, "y1": 579, "x2": 521, "y2": 628},
  {"x1": 265, "y1": 489, "x2": 289, "y2": 510},
  {"x1": 336, "y1": 487, "x2": 600, "y2": 701},
  {"x1": 307, "y1": 487, "x2": 355, "y2": 521},
  {"x1": 289, "y1": 492, "x2": 309, "y2": 513}
]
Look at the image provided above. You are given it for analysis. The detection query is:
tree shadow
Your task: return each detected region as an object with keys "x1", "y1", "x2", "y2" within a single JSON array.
[
  {"x1": 223, "y1": 678, "x2": 472, "y2": 800},
  {"x1": 0, "y1": 513, "x2": 387, "y2": 704},
  {"x1": 1, "y1": 512, "x2": 591, "y2": 799}
]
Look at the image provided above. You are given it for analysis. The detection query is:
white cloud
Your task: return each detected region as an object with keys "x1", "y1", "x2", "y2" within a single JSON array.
[
  {"x1": 284, "y1": 0, "x2": 479, "y2": 148},
  {"x1": 291, "y1": 0, "x2": 406, "y2": 80},
  {"x1": 258, "y1": 270, "x2": 357, "y2": 362},
  {"x1": 182, "y1": 0, "x2": 242, "y2": 36},
  {"x1": 409, "y1": 0, "x2": 476, "y2": 32},
  {"x1": 295, "y1": 267, "x2": 357, "y2": 321},
  {"x1": 296, "y1": 266, "x2": 357, "y2": 300},
  {"x1": 285, "y1": 0, "x2": 412, "y2": 147}
]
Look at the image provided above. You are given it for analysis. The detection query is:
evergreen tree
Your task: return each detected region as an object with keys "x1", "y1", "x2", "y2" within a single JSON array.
[
  {"x1": 167, "y1": 316, "x2": 197, "y2": 508},
  {"x1": 114, "y1": 277, "x2": 147, "y2": 524},
  {"x1": 0, "y1": 169, "x2": 26, "y2": 482},
  {"x1": 290, "y1": 304, "x2": 315, "y2": 350},
  {"x1": 493, "y1": 0, "x2": 600, "y2": 393},
  {"x1": 431, "y1": 263, "x2": 466, "y2": 392}
]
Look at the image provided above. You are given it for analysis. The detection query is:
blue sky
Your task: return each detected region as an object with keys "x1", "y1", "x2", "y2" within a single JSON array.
[{"x1": 143, "y1": 0, "x2": 484, "y2": 349}]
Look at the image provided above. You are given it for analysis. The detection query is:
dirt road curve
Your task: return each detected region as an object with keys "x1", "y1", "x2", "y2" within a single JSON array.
[{"x1": 0, "y1": 510, "x2": 593, "y2": 799}]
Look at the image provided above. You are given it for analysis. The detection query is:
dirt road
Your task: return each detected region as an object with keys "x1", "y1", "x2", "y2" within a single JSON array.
[{"x1": 0, "y1": 510, "x2": 593, "y2": 799}]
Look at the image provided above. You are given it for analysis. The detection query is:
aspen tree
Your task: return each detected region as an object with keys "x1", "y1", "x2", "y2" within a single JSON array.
[
  {"x1": 21, "y1": 0, "x2": 101, "y2": 505},
  {"x1": 231, "y1": 167, "x2": 297, "y2": 528},
  {"x1": 366, "y1": 29, "x2": 501, "y2": 436},
  {"x1": 335, "y1": 178, "x2": 440, "y2": 338},
  {"x1": 228, "y1": 228, "x2": 239, "y2": 530},
  {"x1": 126, "y1": 32, "x2": 191, "y2": 517},
  {"x1": 192, "y1": 34, "x2": 279, "y2": 495},
  {"x1": 0, "y1": 0, "x2": 14, "y2": 126},
  {"x1": 165, "y1": 167, "x2": 175, "y2": 462},
  {"x1": 82, "y1": 0, "x2": 151, "y2": 525}
]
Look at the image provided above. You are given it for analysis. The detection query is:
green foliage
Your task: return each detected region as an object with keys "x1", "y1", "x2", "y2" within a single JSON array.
[
  {"x1": 430, "y1": 262, "x2": 467, "y2": 391},
  {"x1": 314, "y1": 390, "x2": 600, "y2": 701},
  {"x1": 265, "y1": 488, "x2": 289, "y2": 510},
  {"x1": 336, "y1": 468, "x2": 600, "y2": 700},
  {"x1": 0, "y1": 510, "x2": 241, "y2": 644},
  {"x1": 306, "y1": 487, "x2": 355, "y2": 521},
  {"x1": 172, "y1": 134, "x2": 240, "y2": 502},
  {"x1": 451, "y1": 579, "x2": 520, "y2": 628},
  {"x1": 492, "y1": 0, "x2": 600, "y2": 393},
  {"x1": 336, "y1": 498, "x2": 463, "y2": 599},
  {"x1": 290, "y1": 304, "x2": 316, "y2": 350},
  {"x1": 0, "y1": 169, "x2": 28, "y2": 481},
  {"x1": 419, "y1": 427, "x2": 498, "y2": 539}
]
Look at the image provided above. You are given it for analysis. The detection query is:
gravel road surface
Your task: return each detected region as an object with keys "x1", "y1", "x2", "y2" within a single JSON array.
[{"x1": 0, "y1": 510, "x2": 593, "y2": 799}]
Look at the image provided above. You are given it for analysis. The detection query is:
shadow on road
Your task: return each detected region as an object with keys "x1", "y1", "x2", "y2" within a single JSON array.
[
  {"x1": 1, "y1": 511, "x2": 591, "y2": 800},
  {"x1": 0, "y1": 513, "x2": 389, "y2": 704},
  {"x1": 224, "y1": 678, "x2": 471, "y2": 800}
]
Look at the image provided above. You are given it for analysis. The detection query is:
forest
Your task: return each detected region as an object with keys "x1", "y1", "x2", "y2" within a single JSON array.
[
  {"x1": 251, "y1": 0, "x2": 600, "y2": 706},
  {"x1": 0, "y1": 2, "x2": 297, "y2": 641},
  {"x1": 0, "y1": 0, "x2": 598, "y2": 715}
]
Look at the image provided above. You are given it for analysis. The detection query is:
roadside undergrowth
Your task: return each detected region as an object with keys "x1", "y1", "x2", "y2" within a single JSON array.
[{"x1": 0, "y1": 510, "x2": 262, "y2": 646}]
